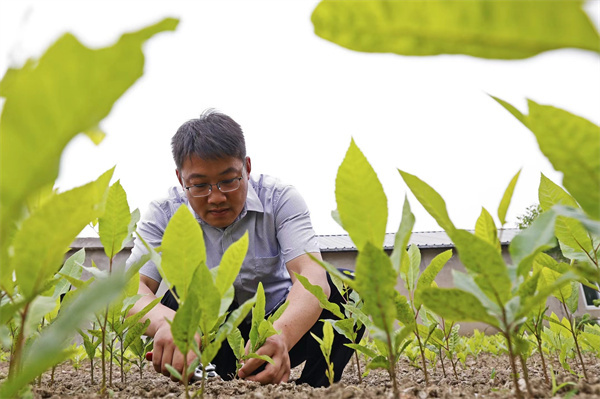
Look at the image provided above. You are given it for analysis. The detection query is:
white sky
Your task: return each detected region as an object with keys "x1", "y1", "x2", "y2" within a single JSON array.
[{"x1": 1, "y1": 0, "x2": 599, "y2": 237}]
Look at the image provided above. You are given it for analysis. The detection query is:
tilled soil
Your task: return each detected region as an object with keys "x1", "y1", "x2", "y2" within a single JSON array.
[{"x1": 3, "y1": 353, "x2": 600, "y2": 398}]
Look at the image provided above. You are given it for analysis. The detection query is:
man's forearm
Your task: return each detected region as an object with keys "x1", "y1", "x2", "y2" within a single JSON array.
[
  {"x1": 273, "y1": 268, "x2": 330, "y2": 351},
  {"x1": 129, "y1": 281, "x2": 175, "y2": 337}
]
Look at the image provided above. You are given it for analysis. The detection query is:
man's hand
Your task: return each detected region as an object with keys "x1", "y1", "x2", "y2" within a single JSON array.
[
  {"x1": 129, "y1": 275, "x2": 199, "y2": 382},
  {"x1": 237, "y1": 334, "x2": 291, "y2": 384},
  {"x1": 152, "y1": 319, "x2": 200, "y2": 381}
]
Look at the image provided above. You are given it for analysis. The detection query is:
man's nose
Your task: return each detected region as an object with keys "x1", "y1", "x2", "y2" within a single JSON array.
[{"x1": 206, "y1": 188, "x2": 226, "y2": 203}]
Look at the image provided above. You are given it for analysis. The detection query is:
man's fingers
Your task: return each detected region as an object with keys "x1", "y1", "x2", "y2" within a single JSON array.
[{"x1": 238, "y1": 356, "x2": 265, "y2": 379}]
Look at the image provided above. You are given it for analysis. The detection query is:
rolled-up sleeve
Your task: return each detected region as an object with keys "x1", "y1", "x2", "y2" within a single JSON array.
[
  {"x1": 126, "y1": 200, "x2": 171, "y2": 283},
  {"x1": 273, "y1": 185, "x2": 321, "y2": 263}
]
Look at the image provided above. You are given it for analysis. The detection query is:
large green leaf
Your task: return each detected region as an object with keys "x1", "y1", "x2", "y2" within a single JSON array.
[
  {"x1": 336, "y1": 139, "x2": 387, "y2": 250},
  {"x1": 398, "y1": 170, "x2": 456, "y2": 234},
  {"x1": 354, "y1": 242, "x2": 397, "y2": 333},
  {"x1": 99, "y1": 180, "x2": 131, "y2": 259},
  {"x1": 494, "y1": 97, "x2": 600, "y2": 220},
  {"x1": 311, "y1": 0, "x2": 599, "y2": 59},
  {"x1": 498, "y1": 170, "x2": 521, "y2": 226},
  {"x1": 0, "y1": 18, "x2": 179, "y2": 255},
  {"x1": 161, "y1": 205, "x2": 205, "y2": 302},
  {"x1": 10, "y1": 168, "x2": 113, "y2": 299},
  {"x1": 418, "y1": 287, "x2": 499, "y2": 328}
]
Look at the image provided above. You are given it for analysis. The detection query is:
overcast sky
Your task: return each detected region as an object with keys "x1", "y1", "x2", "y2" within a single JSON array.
[{"x1": 1, "y1": 0, "x2": 599, "y2": 237}]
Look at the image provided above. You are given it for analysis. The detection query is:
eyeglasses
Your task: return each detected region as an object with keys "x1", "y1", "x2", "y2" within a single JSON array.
[{"x1": 185, "y1": 177, "x2": 243, "y2": 198}]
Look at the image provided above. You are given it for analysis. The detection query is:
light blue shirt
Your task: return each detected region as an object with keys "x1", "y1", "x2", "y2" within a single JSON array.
[{"x1": 127, "y1": 174, "x2": 321, "y2": 313}]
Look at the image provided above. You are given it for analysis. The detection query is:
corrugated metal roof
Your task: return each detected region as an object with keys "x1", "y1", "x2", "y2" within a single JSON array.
[
  {"x1": 317, "y1": 228, "x2": 520, "y2": 252},
  {"x1": 71, "y1": 229, "x2": 521, "y2": 252}
]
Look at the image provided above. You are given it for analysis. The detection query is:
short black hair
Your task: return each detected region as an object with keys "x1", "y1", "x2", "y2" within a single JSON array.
[{"x1": 171, "y1": 109, "x2": 246, "y2": 170}]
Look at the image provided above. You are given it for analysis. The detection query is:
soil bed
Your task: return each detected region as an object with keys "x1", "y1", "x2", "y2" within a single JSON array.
[{"x1": 2, "y1": 353, "x2": 599, "y2": 398}]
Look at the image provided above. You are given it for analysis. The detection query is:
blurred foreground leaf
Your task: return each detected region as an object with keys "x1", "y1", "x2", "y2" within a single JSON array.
[
  {"x1": 493, "y1": 97, "x2": 600, "y2": 220},
  {"x1": 312, "y1": 0, "x2": 599, "y2": 59},
  {"x1": 0, "y1": 17, "x2": 179, "y2": 254}
]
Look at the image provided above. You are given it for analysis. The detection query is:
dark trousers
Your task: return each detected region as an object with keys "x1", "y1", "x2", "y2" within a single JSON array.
[{"x1": 161, "y1": 272, "x2": 364, "y2": 387}]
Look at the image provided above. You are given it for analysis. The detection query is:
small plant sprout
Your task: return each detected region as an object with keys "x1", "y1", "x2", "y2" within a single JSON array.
[
  {"x1": 311, "y1": 320, "x2": 336, "y2": 386},
  {"x1": 296, "y1": 270, "x2": 367, "y2": 383},
  {"x1": 227, "y1": 282, "x2": 289, "y2": 378},
  {"x1": 128, "y1": 336, "x2": 154, "y2": 379}
]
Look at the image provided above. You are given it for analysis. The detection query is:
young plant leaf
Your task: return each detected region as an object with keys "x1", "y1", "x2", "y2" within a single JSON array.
[
  {"x1": 475, "y1": 208, "x2": 499, "y2": 251},
  {"x1": 336, "y1": 138, "x2": 387, "y2": 250},
  {"x1": 52, "y1": 248, "x2": 85, "y2": 299},
  {"x1": 170, "y1": 289, "x2": 201, "y2": 356},
  {"x1": 203, "y1": 295, "x2": 257, "y2": 365},
  {"x1": 390, "y1": 196, "x2": 415, "y2": 274},
  {"x1": 295, "y1": 273, "x2": 344, "y2": 319},
  {"x1": 418, "y1": 287, "x2": 499, "y2": 328},
  {"x1": 539, "y1": 174, "x2": 593, "y2": 256},
  {"x1": 498, "y1": 170, "x2": 521, "y2": 226},
  {"x1": 404, "y1": 244, "x2": 421, "y2": 293},
  {"x1": 161, "y1": 205, "x2": 206, "y2": 302},
  {"x1": 194, "y1": 263, "x2": 221, "y2": 335},
  {"x1": 509, "y1": 209, "x2": 558, "y2": 276},
  {"x1": 398, "y1": 170, "x2": 456, "y2": 234},
  {"x1": 355, "y1": 242, "x2": 397, "y2": 333},
  {"x1": 99, "y1": 180, "x2": 131, "y2": 259},
  {"x1": 452, "y1": 229, "x2": 511, "y2": 303},
  {"x1": 11, "y1": 168, "x2": 113, "y2": 299},
  {"x1": 215, "y1": 231, "x2": 248, "y2": 296},
  {"x1": 311, "y1": 0, "x2": 600, "y2": 59},
  {"x1": 415, "y1": 249, "x2": 453, "y2": 309}
]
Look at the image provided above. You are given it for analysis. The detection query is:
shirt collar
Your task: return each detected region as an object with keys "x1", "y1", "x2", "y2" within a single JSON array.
[{"x1": 245, "y1": 182, "x2": 264, "y2": 214}]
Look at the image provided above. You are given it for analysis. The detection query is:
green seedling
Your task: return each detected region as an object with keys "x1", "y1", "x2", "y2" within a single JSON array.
[
  {"x1": 550, "y1": 365, "x2": 578, "y2": 397},
  {"x1": 78, "y1": 324, "x2": 101, "y2": 384},
  {"x1": 311, "y1": 320, "x2": 336, "y2": 386},
  {"x1": 295, "y1": 270, "x2": 367, "y2": 383},
  {"x1": 150, "y1": 206, "x2": 258, "y2": 399},
  {"x1": 227, "y1": 282, "x2": 288, "y2": 379},
  {"x1": 128, "y1": 336, "x2": 154, "y2": 380},
  {"x1": 524, "y1": 305, "x2": 550, "y2": 386},
  {"x1": 317, "y1": 139, "x2": 417, "y2": 399}
]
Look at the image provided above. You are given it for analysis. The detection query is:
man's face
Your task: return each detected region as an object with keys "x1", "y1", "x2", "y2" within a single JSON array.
[{"x1": 176, "y1": 155, "x2": 251, "y2": 228}]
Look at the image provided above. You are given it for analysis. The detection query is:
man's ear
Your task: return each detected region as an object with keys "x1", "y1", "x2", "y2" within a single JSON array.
[
  {"x1": 245, "y1": 156, "x2": 252, "y2": 177},
  {"x1": 176, "y1": 169, "x2": 183, "y2": 186}
]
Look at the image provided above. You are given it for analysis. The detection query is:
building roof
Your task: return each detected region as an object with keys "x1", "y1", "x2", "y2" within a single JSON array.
[
  {"x1": 71, "y1": 229, "x2": 521, "y2": 252},
  {"x1": 317, "y1": 229, "x2": 520, "y2": 252}
]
